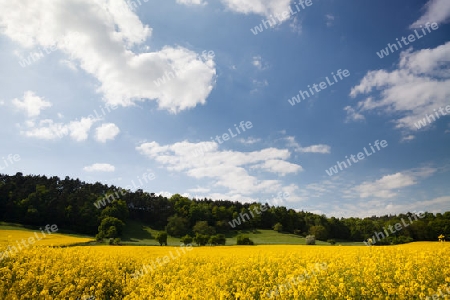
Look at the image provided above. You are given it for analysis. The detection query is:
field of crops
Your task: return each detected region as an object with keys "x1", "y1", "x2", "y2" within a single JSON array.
[
  {"x1": 0, "y1": 240, "x2": 449, "y2": 299},
  {"x1": 0, "y1": 229, "x2": 94, "y2": 247}
]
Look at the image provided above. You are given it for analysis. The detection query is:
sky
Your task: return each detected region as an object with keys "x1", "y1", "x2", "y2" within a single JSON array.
[{"x1": 0, "y1": 0, "x2": 449, "y2": 218}]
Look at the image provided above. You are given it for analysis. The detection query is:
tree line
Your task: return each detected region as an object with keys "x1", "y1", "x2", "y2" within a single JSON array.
[{"x1": 0, "y1": 173, "x2": 448, "y2": 244}]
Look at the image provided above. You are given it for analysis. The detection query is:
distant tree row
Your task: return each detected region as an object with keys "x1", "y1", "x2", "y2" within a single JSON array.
[{"x1": 0, "y1": 173, "x2": 449, "y2": 244}]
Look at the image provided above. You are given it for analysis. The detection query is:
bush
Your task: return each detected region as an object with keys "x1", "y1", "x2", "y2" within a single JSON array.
[
  {"x1": 309, "y1": 225, "x2": 328, "y2": 241},
  {"x1": 392, "y1": 236, "x2": 414, "y2": 245},
  {"x1": 95, "y1": 233, "x2": 104, "y2": 242},
  {"x1": 236, "y1": 235, "x2": 254, "y2": 245},
  {"x1": 306, "y1": 235, "x2": 316, "y2": 245},
  {"x1": 113, "y1": 238, "x2": 121, "y2": 245},
  {"x1": 98, "y1": 217, "x2": 125, "y2": 238},
  {"x1": 293, "y1": 229, "x2": 302, "y2": 236},
  {"x1": 194, "y1": 233, "x2": 210, "y2": 246},
  {"x1": 208, "y1": 234, "x2": 226, "y2": 246},
  {"x1": 180, "y1": 234, "x2": 193, "y2": 245},
  {"x1": 327, "y1": 239, "x2": 336, "y2": 245},
  {"x1": 156, "y1": 232, "x2": 168, "y2": 246},
  {"x1": 273, "y1": 222, "x2": 283, "y2": 232}
]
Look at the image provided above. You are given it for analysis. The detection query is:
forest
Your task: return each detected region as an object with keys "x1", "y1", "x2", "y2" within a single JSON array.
[{"x1": 0, "y1": 172, "x2": 448, "y2": 245}]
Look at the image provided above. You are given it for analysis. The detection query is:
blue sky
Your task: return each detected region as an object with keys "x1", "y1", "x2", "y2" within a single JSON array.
[{"x1": 0, "y1": 0, "x2": 449, "y2": 217}]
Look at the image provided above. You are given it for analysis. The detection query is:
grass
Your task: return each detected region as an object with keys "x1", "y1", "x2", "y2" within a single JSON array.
[{"x1": 1, "y1": 221, "x2": 365, "y2": 246}]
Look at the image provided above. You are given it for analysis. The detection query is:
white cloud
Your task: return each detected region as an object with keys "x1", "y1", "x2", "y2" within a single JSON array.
[
  {"x1": 290, "y1": 16, "x2": 302, "y2": 34},
  {"x1": 251, "y1": 159, "x2": 303, "y2": 176},
  {"x1": 238, "y1": 137, "x2": 261, "y2": 144},
  {"x1": 285, "y1": 136, "x2": 331, "y2": 154},
  {"x1": 252, "y1": 55, "x2": 268, "y2": 70},
  {"x1": 0, "y1": 0, "x2": 216, "y2": 114},
  {"x1": 343, "y1": 105, "x2": 365, "y2": 123},
  {"x1": 136, "y1": 140, "x2": 302, "y2": 197},
  {"x1": 187, "y1": 187, "x2": 210, "y2": 193},
  {"x1": 95, "y1": 123, "x2": 120, "y2": 143},
  {"x1": 325, "y1": 14, "x2": 335, "y2": 27},
  {"x1": 68, "y1": 117, "x2": 98, "y2": 141},
  {"x1": 12, "y1": 91, "x2": 52, "y2": 117},
  {"x1": 21, "y1": 117, "x2": 98, "y2": 141},
  {"x1": 60, "y1": 59, "x2": 77, "y2": 71},
  {"x1": 21, "y1": 119, "x2": 68, "y2": 140},
  {"x1": 400, "y1": 135, "x2": 415, "y2": 142},
  {"x1": 330, "y1": 195, "x2": 449, "y2": 218},
  {"x1": 83, "y1": 163, "x2": 115, "y2": 172},
  {"x1": 297, "y1": 144, "x2": 331, "y2": 154},
  {"x1": 221, "y1": 0, "x2": 291, "y2": 19},
  {"x1": 348, "y1": 42, "x2": 450, "y2": 131},
  {"x1": 410, "y1": 0, "x2": 450, "y2": 28},
  {"x1": 350, "y1": 168, "x2": 436, "y2": 199},
  {"x1": 176, "y1": 0, "x2": 207, "y2": 5}
]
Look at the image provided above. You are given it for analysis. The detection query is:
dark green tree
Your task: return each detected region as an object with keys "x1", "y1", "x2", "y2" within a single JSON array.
[
  {"x1": 166, "y1": 215, "x2": 189, "y2": 237},
  {"x1": 156, "y1": 232, "x2": 168, "y2": 246},
  {"x1": 98, "y1": 217, "x2": 125, "y2": 238},
  {"x1": 180, "y1": 234, "x2": 193, "y2": 245},
  {"x1": 193, "y1": 221, "x2": 216, "y2": 236}
]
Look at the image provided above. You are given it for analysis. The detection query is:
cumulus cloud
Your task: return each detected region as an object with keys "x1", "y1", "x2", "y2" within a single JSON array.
[
  {"x1": 221, "y1": 0, "x2": 291, "y2": 20},
  {"x1": 176, "y1": 0, "x2": 207, "y2": 5},
  {"x1": 21, "y1": 117, "x2": 98, "y2": 141},
  {"x1": 238, "y1": 137, "x2": 261, "y2": 144},
  {"x1": 350, "y1": 167, "x2": 436, "y2": 199},
  {"x1": 410, "y1": 0, "x2": 450, "y2": 28},
  {"x1": 83, "y1": 163, "x2": 115, "y2": 172},
  {"x1": 0, "y1": 0, "x2": 216, "y2": 113},
  {"x1": 344, "y1": 105, "x2": 365, "y2": 123},
  {"x1": 12, "y1": 91, "x2": 52, "y2": 117},
  {"x1": 95, "y1": 123, "x2": 120, "y2": 143},
  {"x1": 348, "y1": 42, "x2": 450, "y2": 131},
  {"x1": 136, "y1": 140, "x2": 302, "y2": 197},
  {"x1": 285, "y1": 136, "x2": 331, "y2": 154}
]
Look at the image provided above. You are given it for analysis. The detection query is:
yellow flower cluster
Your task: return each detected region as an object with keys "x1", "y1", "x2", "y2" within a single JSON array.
[{"x1": 0, "y1": 242, "x2": 449, "y2": 299}]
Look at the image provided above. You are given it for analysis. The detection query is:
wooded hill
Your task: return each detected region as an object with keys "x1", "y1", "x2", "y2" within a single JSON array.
[{"x1": 0, "y1": 173, "x2": 448, "y2": 244}]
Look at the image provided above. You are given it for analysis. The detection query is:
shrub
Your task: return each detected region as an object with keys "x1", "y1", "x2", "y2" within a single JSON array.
[
  {"x1": 236, "y1": 235, "x2": 254, "y2": 245},
  {"x1": 113, "y1": 238, "x2": 121, "y2": 245},
  {"x1": 194, "y1": 233, "x2": 210, "y2": 246},
  {"x1": 327, "y1": 239, "x2": 336, "y2": 245},
  {"x1": 306, "y1": 235, "x2": 316, "y2": 245},
  {"x1": 209, "y1": 234, "x2": 226, "y2": 246},
  {"x1": 98, "y1": 217, "x2": 125, "y2": 238},
  {"x1": 180, "y1": 234, "x2": 193, "y2": 245},
  {"x1": 293, "y1": 229, "x2": 302, "y2": 236},
  {"x1": 392, "y1": 236, "x2": 414, "y2": 245},
  {"x1": 156, "y1": 232, "x2": 168, "y2": 246},
  {"x1": 273, "y1": 222, "x2": 283, "y2": 232},
  {"x1": 95, "y1": 233, "x2": 104, "y2": 242}
]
